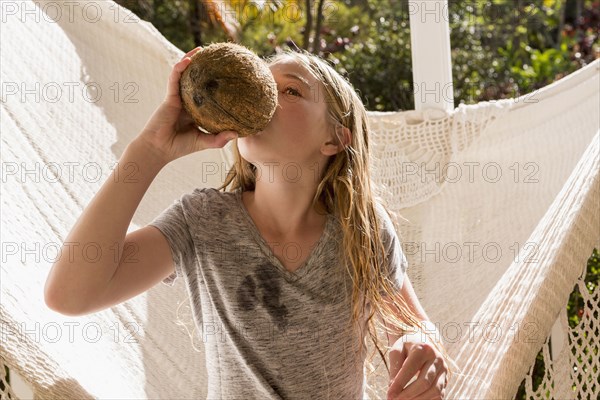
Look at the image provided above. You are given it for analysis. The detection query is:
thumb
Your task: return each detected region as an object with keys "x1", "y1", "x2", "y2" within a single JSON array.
[{"x1": 389, "y1": 341, "x2": 407, "y2": 381}]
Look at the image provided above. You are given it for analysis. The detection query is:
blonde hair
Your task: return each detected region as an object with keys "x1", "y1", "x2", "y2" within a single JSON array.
[{"x1": 214, "y1": 48, "x2": 458, "y2": 386}]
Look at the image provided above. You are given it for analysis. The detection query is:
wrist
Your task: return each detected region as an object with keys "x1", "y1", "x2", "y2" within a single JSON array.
[
  {"x1": 127, "y1": 137, "x2": 170, "y2": 170},
  {"x1": 119, "y1": 139, "x2": 169, "y2": 184}
]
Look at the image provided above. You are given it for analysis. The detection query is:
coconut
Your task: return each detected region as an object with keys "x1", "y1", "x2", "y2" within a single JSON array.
[{"x1": 179, "y1": 42, "x2": 278, "y2": 137}]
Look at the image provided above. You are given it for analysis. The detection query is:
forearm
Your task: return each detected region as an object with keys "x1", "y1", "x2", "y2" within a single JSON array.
[
  {"x1": 44, "y1": 138, "x2": 166, "y2": 314},
  {"x1": 384, "y1": 274, "x2": 433, "y2": 347}
]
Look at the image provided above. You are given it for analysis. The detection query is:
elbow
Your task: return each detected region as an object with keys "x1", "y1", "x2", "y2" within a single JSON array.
[
  {"x1": 43, "y1": 289, "x2": 70, "y2": 316},
  {"x1": 44, "y1": 295, "x2": 87, "y2": 317},
  {"x1": 44, "y1": 281, "x2": 87, "y2": 317}
]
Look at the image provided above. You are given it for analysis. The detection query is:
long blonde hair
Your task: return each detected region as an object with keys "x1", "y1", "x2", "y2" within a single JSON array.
[{"x1": 216, "y1": 48, "x2": 457, "y2": 384}]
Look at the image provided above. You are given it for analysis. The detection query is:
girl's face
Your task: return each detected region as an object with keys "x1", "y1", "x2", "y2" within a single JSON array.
[{"x1": 238, "y1": 58, "x2": 335, "y2": 173}]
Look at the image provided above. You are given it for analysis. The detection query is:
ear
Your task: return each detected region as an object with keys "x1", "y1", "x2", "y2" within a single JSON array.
[{"x1": 321, "y1": 124, "x2": 352, "y2": 156}]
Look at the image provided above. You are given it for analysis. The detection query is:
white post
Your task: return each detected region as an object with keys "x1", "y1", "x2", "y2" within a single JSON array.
[{"x1": 408, "y1": 0, "x2": 454, "y2": 112}]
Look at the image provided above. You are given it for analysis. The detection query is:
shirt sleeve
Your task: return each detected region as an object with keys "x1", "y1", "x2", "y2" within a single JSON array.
[
  {"x1": 377, "y1": 203, "x2": 409, "y2": 293},
  {"x1": 147, "y1": 198, "x2": 196, "y2": 287}
]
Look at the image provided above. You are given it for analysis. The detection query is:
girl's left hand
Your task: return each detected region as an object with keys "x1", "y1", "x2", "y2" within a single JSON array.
[{"x1": 387, "y1": 329, "x2": 449, "y2": 400}]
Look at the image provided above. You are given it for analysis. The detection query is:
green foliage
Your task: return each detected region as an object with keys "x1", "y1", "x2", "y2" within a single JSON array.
[
  {"x1": 324, "y1": 0, "x2": 413, "y2": 111},
  {"x1": 237, "y1": 1, "x2": 305, "y2": 55},
  {"x1": 233, "y1": 0, "x2": 415, "y2": 110},
  {"x1": 449, "y1": 0, "x2": 599, "y2": 103}
]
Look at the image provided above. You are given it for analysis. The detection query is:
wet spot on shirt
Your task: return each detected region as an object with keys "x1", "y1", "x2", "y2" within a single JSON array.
[
  {"x1": 235, "y1": 263, "x2": 289, "y2": 331},
  {"x1": 255, "y1": 263, "x2": 289, "y2": 331},
  {"x1": 236, "y1": 275, "x2": 258, "y2": 311}
]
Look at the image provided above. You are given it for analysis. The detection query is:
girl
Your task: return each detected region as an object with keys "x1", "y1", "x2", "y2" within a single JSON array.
[{"x1": 44, "y1": 46, "x2": 454, "y2": 399}]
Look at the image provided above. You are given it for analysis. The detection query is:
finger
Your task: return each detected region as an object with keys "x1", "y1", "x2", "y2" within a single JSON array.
[
  {"x1": 388, "y1": 343, "x2": 407, "y2": 382},
  {"x1": 398, "y1": 358, "x2": 440, "y2": 400},
  {"x1": 182, "y1": 46, "x2": 202, "y2": 60},
  {"x1": 196, "y1": 130, "x2": 239, "y2": 150},
  {"x1": 166, "y1": 58, "x2": 192, "y2": 101},
  {"x1": 388, "y1": 346, "x2": 430, "y2": 397},
  {"x1": 167, "y1": 48, "x2": 203, "y2": 105},
  {"x1": 410, "y1": 370, "x2": 447, "y2": 400}
]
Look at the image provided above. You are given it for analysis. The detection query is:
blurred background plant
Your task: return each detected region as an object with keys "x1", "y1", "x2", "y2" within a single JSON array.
[
  {"x1": 114, "y1": 1, "x2": 599, "y2": 398},
  {"x1": 116, "y1": 0, "x2": 598, "y2": 110}
]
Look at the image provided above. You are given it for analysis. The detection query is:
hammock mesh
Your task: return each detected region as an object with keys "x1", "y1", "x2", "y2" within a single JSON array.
[{"x1": 1, "y1": 0, "x2": 598, "y2": 398}]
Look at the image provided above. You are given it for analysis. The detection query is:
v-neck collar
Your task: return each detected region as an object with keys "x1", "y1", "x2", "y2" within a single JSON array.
[{"x1": 234, "y1": 188, "x2": 333, "y2": 282}]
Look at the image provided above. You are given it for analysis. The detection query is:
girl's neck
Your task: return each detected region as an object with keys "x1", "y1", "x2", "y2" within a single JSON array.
[{"x1": 242, "y1": 183, "x2": 327, "y2": 238}]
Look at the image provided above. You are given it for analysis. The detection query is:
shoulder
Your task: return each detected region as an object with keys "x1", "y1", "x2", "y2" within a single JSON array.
[
  {"x1": 178, "y1": 187, "x2": 240, "y2": 217},
  {"x1": 181, "y1": 187, "x2": 237, "y2": 202},
  {"x1": 373, "y1": 201, "x2": 409, "y2": 274},
  {"x1": 374, "y1": 201, "x2": 397, "y2": 239},
  {"x1": 328, "y1": 201, "x2": 398, "y2": 242}
]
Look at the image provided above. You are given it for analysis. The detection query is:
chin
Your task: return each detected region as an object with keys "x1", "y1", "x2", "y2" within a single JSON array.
[{"x1": 237, "y1": 135, "x2": 284, "y2": 164}]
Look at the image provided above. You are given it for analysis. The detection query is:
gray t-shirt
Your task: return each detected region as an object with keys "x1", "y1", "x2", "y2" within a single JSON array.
[{"x1": 149, "y1": 187, "x2": 408, "y2": 399}]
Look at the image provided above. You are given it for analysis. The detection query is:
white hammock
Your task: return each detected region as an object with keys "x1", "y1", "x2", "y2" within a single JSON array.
[{"x1": 1, "y1": 1, "x2": 598, "y2": 398}]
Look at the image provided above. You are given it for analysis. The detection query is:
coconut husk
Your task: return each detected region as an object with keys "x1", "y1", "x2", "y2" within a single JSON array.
[{"x1": 179, "y1": 42, "x2": 278, "y2": 137}]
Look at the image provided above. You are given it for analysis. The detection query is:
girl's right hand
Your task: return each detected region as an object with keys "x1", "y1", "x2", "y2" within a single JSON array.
[{"x1": 136, "y1": 47, "x2": 239, "y2": 165}]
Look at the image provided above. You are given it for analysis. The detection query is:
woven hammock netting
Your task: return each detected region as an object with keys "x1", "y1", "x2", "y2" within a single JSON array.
[{"x1": 1, "y1": 1, "x2": 598, "y2": 399}]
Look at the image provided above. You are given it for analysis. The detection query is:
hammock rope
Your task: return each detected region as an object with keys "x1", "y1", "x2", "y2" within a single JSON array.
[{"x1": 1, "y1": 1, "x2": 598, "y2": 398}]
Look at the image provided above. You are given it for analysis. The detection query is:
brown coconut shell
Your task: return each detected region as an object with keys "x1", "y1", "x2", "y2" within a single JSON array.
[{"x1": 179, "y1": 42, "x2": 278, "y2": 137}]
